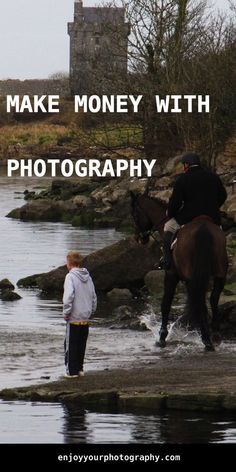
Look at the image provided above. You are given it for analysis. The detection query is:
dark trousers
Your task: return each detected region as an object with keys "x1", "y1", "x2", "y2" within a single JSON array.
[{"x1": 65, "y1": 324, "x2": 89, "y2": 375}]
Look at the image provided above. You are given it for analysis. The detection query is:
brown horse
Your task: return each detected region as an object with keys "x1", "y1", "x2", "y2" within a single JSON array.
[{"x1": 131, "y1": 191, "x2": 228, "y2": 351}]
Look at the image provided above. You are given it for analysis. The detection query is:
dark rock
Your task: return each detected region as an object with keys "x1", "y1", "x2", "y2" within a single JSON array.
[
  {"x1": 166, "y1": 393, "x2": 224, "y2": 411},
  {"x1": 144, "y1": 270, "x2": 165, "y2": 294},
  {"x1": 110, "y1": 305, "x2": 147, "y2": 331},
  {"x1": 112, "y1": 305, "x2": 133, "y2": 319},
  {"x1": 7, "y1": 199, "x2": 77, "y2": 222},
  {"x1": 6, "y1": 207, "x2": 21, "y2": 219},
  {"x1": 0, "y1": 278, "x2": 15, "y2": 290},
  {"x1": 107, "y1": 288, "x2": 133, "y2": 303},
  {"x1": 83, "y1": 237, "x2": 161, "y2": 292},
  {"x1": 7, "y1": 200, "x2": 61, "y2": 221},
  {"x1": 120, "y1": 394, "x2": 165, "y2": 411},
  {"x1": 38, "y1": 266, "x2": 68, "y2": 293},
  {"x1": 17, "y1": 273, "x2": 45, "y2": 288},
  {"x1": 51, "y1": 179, "x2": 96, "y2": 197},
  {"x1": 1, "y1": 290, "x2": 22, "y2": 301},
  {"x1": 17, "y1": 237, "x2": 162, "y2": 294},
  {"x1": 24, "y1": 191, "x2": 36, "y2": 200}
]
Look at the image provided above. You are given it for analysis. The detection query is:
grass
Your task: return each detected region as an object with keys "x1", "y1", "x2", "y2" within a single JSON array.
[
  {"x1": 0, "y1": 121, "x2": 143, "y2": 159},
  {"x1": 0, "y1": 95, "x2": 143, "y2": 156},
  {"x1": 80, "y1": 125, "x2": 143, "y2": 148},
  {"x1": 0, "y1": 123, "x2": 71, "y2": 149}
]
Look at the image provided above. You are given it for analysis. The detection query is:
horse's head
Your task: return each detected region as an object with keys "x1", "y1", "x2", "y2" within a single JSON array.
[{"x1": 130, "y1": 191, "x2": 153, "y2": 244}]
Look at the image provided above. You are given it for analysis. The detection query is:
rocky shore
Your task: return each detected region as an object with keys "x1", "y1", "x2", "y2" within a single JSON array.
[
  {"x1": 5, "y1": 149, "x2": 236, "y2": 233},
  {"x1": 14, "y1": 230, "x2": 236, "y2": 335},
  {"x1": 1, "y1": 355, "x2": 235, "y2": 412}
]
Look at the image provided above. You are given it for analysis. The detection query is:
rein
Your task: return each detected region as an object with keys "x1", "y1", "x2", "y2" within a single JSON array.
[{"x1": 135, "y1": 198, "x2": 168, "y2": 241}]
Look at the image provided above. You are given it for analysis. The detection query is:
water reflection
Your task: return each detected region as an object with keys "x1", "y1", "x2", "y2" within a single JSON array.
[
  {"x1": 61, "y1": 404, "x2": 236, "y2": 444},
  {"x1": 0, "y1": 401, "x2": 235, "y2": 444}
]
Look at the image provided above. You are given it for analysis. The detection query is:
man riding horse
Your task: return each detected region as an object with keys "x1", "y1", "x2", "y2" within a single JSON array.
[{"x1": 162, "y1": 152, "x2": 227, "y2": 270}]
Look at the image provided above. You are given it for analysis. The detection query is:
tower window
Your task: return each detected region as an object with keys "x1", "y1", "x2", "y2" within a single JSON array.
[{"x1": 95, "y1": 37, "x2": 100, "y2": 45}]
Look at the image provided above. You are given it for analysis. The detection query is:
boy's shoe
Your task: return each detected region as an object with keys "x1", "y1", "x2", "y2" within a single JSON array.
[
  {"x1": 64, "y1": 374, "x2": 79, "y2": 379},
  {"x1": 79, "y1": 371, "x2": 85, "y2": 377}
]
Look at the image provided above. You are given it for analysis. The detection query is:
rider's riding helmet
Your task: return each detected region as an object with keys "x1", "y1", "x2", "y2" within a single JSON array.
[{"x1": 181, "y1": 152, "x2": 201, "y2": 166}]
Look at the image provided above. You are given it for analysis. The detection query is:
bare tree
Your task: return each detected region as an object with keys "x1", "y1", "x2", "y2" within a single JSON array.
[{"x1": 71, "y1": 1, "x2": 236, "y2": 168}]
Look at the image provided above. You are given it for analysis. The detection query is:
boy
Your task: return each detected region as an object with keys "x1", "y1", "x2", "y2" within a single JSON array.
[{"x1": 63, "y1": 251, "x2": 97, "y2": 378}]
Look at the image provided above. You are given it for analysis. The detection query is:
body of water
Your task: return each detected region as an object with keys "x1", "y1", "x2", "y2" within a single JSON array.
[
  {"x1": 0, "y1": 175, "x2": 235, "y2": 444},
  {"x1": 0, "y1": 400, "x2": 235, "y2": 444}
]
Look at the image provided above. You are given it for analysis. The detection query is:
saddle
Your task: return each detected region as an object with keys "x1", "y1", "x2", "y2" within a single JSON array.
[{"x1": 170, "y1": 215, "x2": 215, "y2": 251}]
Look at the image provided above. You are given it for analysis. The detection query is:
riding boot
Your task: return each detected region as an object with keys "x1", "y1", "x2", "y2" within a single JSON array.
[{"x1": 162, "y1": 231, "x2": 174, "y2": 270}]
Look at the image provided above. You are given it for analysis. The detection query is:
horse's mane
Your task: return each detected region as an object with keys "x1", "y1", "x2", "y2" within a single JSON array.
[{"x1": 140, "y1": 193, "x2": 167, "y2": 209}]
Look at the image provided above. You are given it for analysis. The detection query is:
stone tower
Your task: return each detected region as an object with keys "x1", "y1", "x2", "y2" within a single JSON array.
[{"x1": 68, "y1": 0, "x2": 130, "y2": 94}]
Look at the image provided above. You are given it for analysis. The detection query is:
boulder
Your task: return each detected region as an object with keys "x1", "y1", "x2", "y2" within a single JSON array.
[
  {"x1": 1, "y1": 290, "x2": 22, "y2": 301},
  {"x1": 38, "y1": 266, "x2": 68, "y2": 293},
  {"x1": 0, "y1": 279, "x2": 15, "y2": 290},
  {"x1": 72, "y1": 195, "x2": 92, "y2": 207},
  {"x1": 129, "y1": 178, "x2": 148, "y2": 194},
  {"x1": 112, "y1": 305, "x2": 133, "y2": 319},
  {"x1": 165, "y1": 155, "x2": 182, "y2": 174},
  {"x1": 144, "y1": 270, "x2": 165, "y2": 294},
  {"x1": 83, "y1": 237, "x2": 162, "y2": 292},
  {"x1": 17, "y1": 273, "x2": 45, "y2": 288},
  {"x1": 230, "y1": 252, "x2": 236, "y2": 280},
  {"x1": 111, "y1": 305, "x2": 147, "y2": 331},
  {"x1": 7, "y1": 200, "x2": 61, "y2": 221},
  {"x1": 107, "y1": 288, "x2": 133, "y2": 303},
  {"x1": 17, "y1": 237, "x2": 162, "y2": 294},
  {"x1": 7, "y1": 199, "x2": 77, "y2": 222},
  {"x1": 50, "y1": 179, "x2": 95, "y2": 198},
  {"x1": 149, "y1": 189, "x2": 172, "y2": 203}
]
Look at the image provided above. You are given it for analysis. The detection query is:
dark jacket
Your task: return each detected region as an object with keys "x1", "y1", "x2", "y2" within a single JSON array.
[{"x1": 167, "y1": 166, "x2": 227, "y2": 225}]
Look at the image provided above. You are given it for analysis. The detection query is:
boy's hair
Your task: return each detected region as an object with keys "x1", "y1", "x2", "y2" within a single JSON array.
[{"x1": 67, "y1": 251, "x2": 82, "y2": 267}]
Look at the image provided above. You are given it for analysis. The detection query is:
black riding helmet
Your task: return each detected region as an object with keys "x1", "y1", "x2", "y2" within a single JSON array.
[{"x1": 181, "y1": 152, "x2": 201, "y2": 166}]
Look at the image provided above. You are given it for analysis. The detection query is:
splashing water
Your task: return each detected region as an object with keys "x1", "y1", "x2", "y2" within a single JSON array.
[{"x1": 140, "y1": 309, "x2": 236, "y2": 357}]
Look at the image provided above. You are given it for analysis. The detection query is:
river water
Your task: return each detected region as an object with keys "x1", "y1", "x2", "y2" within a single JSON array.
[{"x1": 0, "y1": 175, "x2": 235, "y2": 444}]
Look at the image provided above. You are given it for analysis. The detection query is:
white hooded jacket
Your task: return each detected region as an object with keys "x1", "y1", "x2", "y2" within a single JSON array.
[{"x1": 63, "y1": 268, "x2": 97, "y2": 322}]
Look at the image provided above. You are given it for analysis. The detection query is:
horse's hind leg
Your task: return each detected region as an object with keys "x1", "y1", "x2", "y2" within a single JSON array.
[
  {"x1": 159, "y1": 271, "x2": 179, "y2": 348},
  {"x1": 210, "y1": 277, "x2": 225, "y2": 343},
  {"x1": 186, "y1": 282, "x2": 214, "y2": 351}
]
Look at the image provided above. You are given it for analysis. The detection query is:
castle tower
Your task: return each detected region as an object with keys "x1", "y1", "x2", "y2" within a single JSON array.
[{"x1": 68, "y1": 0, "x2": 130, "y2": 94}]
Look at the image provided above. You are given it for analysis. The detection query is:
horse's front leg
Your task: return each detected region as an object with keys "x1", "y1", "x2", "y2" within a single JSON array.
[
  {"x1": 210, "y1": 277, "x2": 225, "y2": 344},
  {"x1": 159, "y1": 271, "x2": 179, "y2": 347}
]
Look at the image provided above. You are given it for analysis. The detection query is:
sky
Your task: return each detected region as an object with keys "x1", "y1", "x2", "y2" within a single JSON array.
[{"x1": 0, "y1": 0, "x2": 231, "y2": 80}]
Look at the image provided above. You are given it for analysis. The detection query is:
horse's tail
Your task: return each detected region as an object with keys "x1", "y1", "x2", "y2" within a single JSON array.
[{"x1": 187, "y1": 223, "x2": 213, "y2": 327}]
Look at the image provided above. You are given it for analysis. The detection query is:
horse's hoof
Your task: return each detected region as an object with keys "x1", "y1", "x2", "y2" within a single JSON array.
[
  {"x1": 204, "y1": 344, "x2": 215, "y2": 352},
  {"x1": 158, "y1": 339, "x2": 166, "y2": 348},
  {"x1": 212, "y1": 332, "x2": 222, "y2": 345}
]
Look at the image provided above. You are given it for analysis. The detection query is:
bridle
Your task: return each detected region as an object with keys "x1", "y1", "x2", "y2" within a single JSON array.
[{"x1": 133, "y1": 197, "x2": 168, "y2": 243}]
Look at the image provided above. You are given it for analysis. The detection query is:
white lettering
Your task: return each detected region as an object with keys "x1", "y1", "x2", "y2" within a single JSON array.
[
  {"x1": 102, "y1": 159, "x2": 116, "y2": 177},
  {"x1": 155, "y1": 95, "x2": 170, "y2": 113},
  {"x1": 34, "y1": 159, "x2": 47, "y2": 177},
  {"x1": 88, "y1": 159, "x2": 101, "y2": 177},
  {"x1": 6, "y1": 95, "x2": 59, "y2": 113},
  {"x1": 7, "y1": 159, "x2": 20, "y2": 176},
  {"x1": 7, "y1": 96, "x2": 19, "y2": 113},
  {"x1": 171, "y1": 95, "x2": 182, "y2": 113},
  {"x1": 184, "y1": 95, "x2": 196, "y2": 113},
  {"x1": 47, "y1": 159, "x2": 60, "y2": 177},
  {"x1": 75, "y1": 159, "x2": 87, "y2": 177},
  {"x1": 61, "y1": 159, "x2": 74, "y2": 177},
  {"x1": 115, "y1": 159, "x2": 128, "y2": 177},
  {"x1": 74, "y1": 95, "x2": 88, "y2": 113},
  {"x1": 143, "y1": 159, "x2": 157, "y2": 177},
  {"x1": 198, "y1": 95, "x2": 210, "y2": 112},
  {"x1": 117, "y1": 95, "x2": 129, "y2": 113},
  {"x1": 89, "y1": 96, "x2": 101, "y2": 113},
  {"x1": 129, "y1": 95, "x2": 143, "y2": 113}
]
